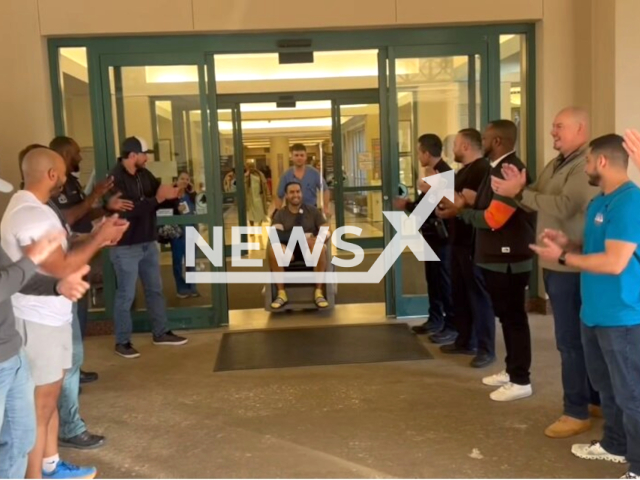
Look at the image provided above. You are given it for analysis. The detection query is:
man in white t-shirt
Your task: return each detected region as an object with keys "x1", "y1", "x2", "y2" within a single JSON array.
[{"x1": 1, "y1": 147, "x2": 128, "y2": 480}]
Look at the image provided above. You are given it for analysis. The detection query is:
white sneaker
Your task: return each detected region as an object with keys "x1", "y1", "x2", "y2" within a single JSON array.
[
  {"x1": 489, "y1": 382, "x2": 532, "y2": 402},
  {"x1": 621, "y1": 473, "x2": 639, "y2": 479},
  {"x1": 571, "y1": 441, "x2": 626, "y2": 463},
  {"x1": 482, "y1": 370, "x2": 510, "y2": 387}
]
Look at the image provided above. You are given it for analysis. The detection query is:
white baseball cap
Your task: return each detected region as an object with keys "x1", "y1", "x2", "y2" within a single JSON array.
[{"x1": 0, "y1": 177, "x2": 13, "y2": 193}]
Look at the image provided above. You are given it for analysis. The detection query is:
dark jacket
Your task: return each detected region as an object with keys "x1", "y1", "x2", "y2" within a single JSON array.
[
  {"x1": 474, "y1": 153, "x2": 537, "y2": 264},
  {"x1": 109, "y1": 162, "x2": 161, "y2": 246},
  {"x1": 0, "y1": 247, "x2": 60, "y2": 363},
  {"x1": 406, "y1": 159, "x2": 452, "y2": 240}
]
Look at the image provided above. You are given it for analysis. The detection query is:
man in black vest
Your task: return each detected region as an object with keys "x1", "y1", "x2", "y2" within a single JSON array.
[{"x1": 438, "y1": 120, "x2": 536, "y2": 402}]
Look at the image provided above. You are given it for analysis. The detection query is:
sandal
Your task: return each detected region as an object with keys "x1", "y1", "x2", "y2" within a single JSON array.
[
  {"x1": 314, "y1": 294, "x2": 329, "y2": 309},
  {"x1": 271, "y1": 295, "x2": 287, "y2": 310}
]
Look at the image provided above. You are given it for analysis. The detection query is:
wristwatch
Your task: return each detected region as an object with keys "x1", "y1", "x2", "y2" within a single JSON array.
[{"x1": 558, "y1": 250, "x2": 568, "y2": 266}]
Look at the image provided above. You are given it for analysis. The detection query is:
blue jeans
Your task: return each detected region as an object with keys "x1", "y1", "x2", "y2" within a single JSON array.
[
  {"x1": 544, "y1": 270, "x2": 600, "y2": 419},
  {"x1": 0, "y1": 351, "x2": 36, "y2": 479},
  {"x1": 169, "y1": 236, "x2": 197, "y2": 295},
  {"x1": 58, "y1": 304, "x2": 86, "y2": 439},
  {"x1": 424, "y1": 237, "x2": 454, "y2": 332},
  {"x1": 582, "y1": 323, "x2": 640, "y2": 473},
  {"x1": 110, "y1": 242, "x2": 169, "y2": 345}
]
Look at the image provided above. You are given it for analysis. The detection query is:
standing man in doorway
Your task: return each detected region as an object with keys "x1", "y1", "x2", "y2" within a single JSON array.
[
  {"x1": 437, "y1": 120, "x2": 536, "y2": 402},
  {"x1": 275, "y1": 144, "x2": 330, "y2": 218},
  {"x1": 441, "y1": 128, "x2": 496, "y2": 368},
  {"x1": 395, "y1": 134, "x2": 455, "y2": 344},
  {"x1": 491, "y1": 107, "x2": 601, "y2": 438},
  {"x1": 531, "y1": 133, "x2": 640, "y2": 477},
  {"x1": 109, "y1": 137, "x2": 188, "y2": 359}
]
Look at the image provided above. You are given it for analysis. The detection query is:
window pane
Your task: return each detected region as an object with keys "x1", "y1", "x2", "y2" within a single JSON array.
[{"x1": 500, "y1": 34, "x2": 527, "y2": 164}]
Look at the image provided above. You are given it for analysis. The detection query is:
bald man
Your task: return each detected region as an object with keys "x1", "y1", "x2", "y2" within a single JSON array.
[
  {"x1": 1, "y1": 147, "x2": 129, "y2": 479},
  {"x1": 492, "y1": 107, "x2": 601, "y2": 438}
]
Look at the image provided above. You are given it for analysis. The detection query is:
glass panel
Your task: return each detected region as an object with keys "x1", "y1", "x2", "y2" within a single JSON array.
[
  {"x1": 214, "y1": 50, "x2": 379, "y2": 94},
  {"x1": 343, "y1": 190, "x2": 383, "y2": 239},
  {"x1": 500, "y1": 34, "x2": 527, "y2": 164},
  {"x1": 395, "y1": 53, "x2": 481, "y2": 304},
  {"x1": 107, "y1": 64, "x2": 211, "y2": 309},
  {"x1": 58, "y1": 47, "x2": 107, "y2": 312},
  {"x1": 341, "y1": 104, "x2": 382, "y2": 188}
]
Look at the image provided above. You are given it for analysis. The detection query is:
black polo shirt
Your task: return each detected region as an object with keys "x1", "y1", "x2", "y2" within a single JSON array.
[{"x1": 51, "y1": 175, "x2": 93, "y2": 234}]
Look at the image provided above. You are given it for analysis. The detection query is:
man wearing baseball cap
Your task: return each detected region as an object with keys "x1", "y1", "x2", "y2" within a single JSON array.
[{"x1": 108, "y1": 136, "x2": 188, "y2": 358}]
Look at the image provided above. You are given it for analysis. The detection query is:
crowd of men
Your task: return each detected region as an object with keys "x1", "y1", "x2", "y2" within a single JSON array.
[{"x1": 1, "y1": 108, "x2": 640, "y2": 479}]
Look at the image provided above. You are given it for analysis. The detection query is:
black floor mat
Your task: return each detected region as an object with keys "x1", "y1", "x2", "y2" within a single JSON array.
[{"x1": 214, "y1": 323, "x2": 433, "y2": 372}]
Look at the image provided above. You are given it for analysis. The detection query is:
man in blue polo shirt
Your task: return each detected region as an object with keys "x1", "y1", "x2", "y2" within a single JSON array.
[
  {"x1": 531, "y1": 133, "x2": 640, "y2": 478},
  {"x1": 275, "y1": 144, "x2": 330, "y2": 217}
]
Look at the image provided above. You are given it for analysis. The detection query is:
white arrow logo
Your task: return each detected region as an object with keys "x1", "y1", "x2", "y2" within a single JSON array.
[{"x1": 186, "y1": 170, "x2": 455, "y2": 284}]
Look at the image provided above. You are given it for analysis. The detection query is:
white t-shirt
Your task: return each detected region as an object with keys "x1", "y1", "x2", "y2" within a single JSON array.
[{"x1": 0, "y1": 190, "x2": 72, "y2": 326}]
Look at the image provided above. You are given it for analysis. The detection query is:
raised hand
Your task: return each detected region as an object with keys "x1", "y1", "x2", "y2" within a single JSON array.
[
  {"x1": 156, "y1": 184, "x2": 180, "y2": 202},
  {"x1": 106, "y1": 192, "x2": 134, "y2": 212},
  {"x1": 23, "y1": 231, "x2": 66, "y2": 265},
  {"x1": 56, "y1": 265, "x2": 91, "y2": 301},
  {"x1": 94, "y1": 215, "x2": 130, "y2": 246},
  {"x1": 623, "y1": 129, "x2": 640, "y2": 172},
  {"x1": 92, "y1": 176, "x2": 115, "y2": 198}
]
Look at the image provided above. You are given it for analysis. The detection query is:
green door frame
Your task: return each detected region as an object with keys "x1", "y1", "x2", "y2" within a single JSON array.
[
  {"x1": 97, "y1": 52, "x2": 227, "y2": 330},
  {"x1": 48, "y1": 23, "x2": 537, "y2": 327},
  {"x1": 387, "y1": 43, "x2": 489, "y2": 318}
]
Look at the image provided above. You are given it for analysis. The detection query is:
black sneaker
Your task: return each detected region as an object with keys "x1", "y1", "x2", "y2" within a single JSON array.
[
  {"x1": 471, "y1": 353, "x2": 496, "y2": 369},
  {"x1": 80, "y1": 370, "x2": 98, "y2": 384},
  {"x1": 115, "y1": 342, "x2": 140, "y2": 359},
  {"x1": 59, "y1": 430, "x2": 106, "y2": 450},
  {"x1": 411, "y1": 322, "x2": 442, "y2": 335},
  {"x1": 429, "y1": 330, "x2": 458, "y2": 345},
  {"x1": 153, "y1": 331, "x2": 188, "y2": 346},
  {"x1": 440, "y1": 344, "x2": 477, "y2": 355}
]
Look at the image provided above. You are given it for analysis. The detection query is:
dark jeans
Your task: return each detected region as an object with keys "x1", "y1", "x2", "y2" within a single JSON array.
[
  {"x1": 424, "y1": 236, "x2": 454, "y2": 332},
  {"x1": 544, "y1": 270, "x2": 600, "y2": 420},
  {"x1": 452, "y1": 246, "x2": 495, "y2": 355},
  {"x1": 109, "y1": 242, "x2": 169, "y2": 345},
  {"x1": 582, "y1": 323, "x2": 640, "y2": 474},
  {"x1": 76, "y1": 292, "x2": 89, "y2": 339},
  {"x1": 169, "y1": 235, "x2": 197, "y2": 295},
  {"x1": 482, "y1": 268, "x2": 531, "y2": 385}
]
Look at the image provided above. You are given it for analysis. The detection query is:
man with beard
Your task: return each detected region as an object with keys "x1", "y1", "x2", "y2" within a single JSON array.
[
  {"x1": 109, "y1": 137, "x2": 188, "y2": 359},
  {"x1": 48, "y1": 136, "x2": 133, "y2": 450},
  {"x1": 531, "y1": 134, "x2": 640, "y2": 477},
  {"x1": 490, "y1": 108, "x2": 601, "y2": 438},
  {"x1": 440, "y1": 128, "x2": 496, "y2": 368},
  {"x1": 1, "y1": 147, "x2": 129, "y2": 479},
  {"x1": 437, "y1": 120, "x2": 536, "y2": 402}
]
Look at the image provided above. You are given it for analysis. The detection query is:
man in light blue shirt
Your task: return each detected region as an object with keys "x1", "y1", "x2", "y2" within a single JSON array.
[
  {"x1": 531, "y1": 133, "x2": 640, "y2": 477},
  {"x1": 275, "y1": 144, "x2": 330, "y2": 217}
]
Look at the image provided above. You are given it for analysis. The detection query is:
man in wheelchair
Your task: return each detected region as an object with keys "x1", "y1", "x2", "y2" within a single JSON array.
[{"x1": 268, "y1": 181, "x2": 330, "y2": 310}]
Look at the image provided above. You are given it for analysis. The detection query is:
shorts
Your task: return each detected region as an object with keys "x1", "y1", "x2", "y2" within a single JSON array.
[{"x1": 15, "y1": 318, "x2": 72, "y2": 386}]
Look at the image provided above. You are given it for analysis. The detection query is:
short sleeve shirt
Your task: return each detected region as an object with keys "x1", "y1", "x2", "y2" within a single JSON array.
[
  {"x1": 581, "y1": 182, "x2": 640, "y2": 327},
  {"x1": 52, "y1": 175, "x2": 93, "y2": 234},
  {"x1": 0, "y1": 190, "x2": 72, "y2": 326},
  {"x1": 272, "y1": 205, "x2": 327, "y2": 236},
  {"x1": 277, "y1": 167, "x2": 328, "y2": 207}
]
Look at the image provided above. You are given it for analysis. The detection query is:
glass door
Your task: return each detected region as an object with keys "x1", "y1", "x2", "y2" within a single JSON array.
[
  {"x1": 388, "y1": 44, "x2": 488, "y2": 318},
  {"x1": 98, "y1": 53, "x2": 227, "y2": 329}
]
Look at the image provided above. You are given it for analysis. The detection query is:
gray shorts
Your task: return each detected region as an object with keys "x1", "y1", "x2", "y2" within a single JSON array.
[{"x1": 16, "y1": 318, "x2": 72, "y2": 386}]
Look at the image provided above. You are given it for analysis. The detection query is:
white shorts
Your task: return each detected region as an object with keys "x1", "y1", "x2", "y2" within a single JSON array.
[{"x1": 16, "y1": 318, "x2": 72, "y2": 386}]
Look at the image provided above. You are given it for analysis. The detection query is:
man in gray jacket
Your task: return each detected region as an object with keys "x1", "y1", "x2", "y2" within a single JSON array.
[
  {"x1": 492, "y1": 107, "x2": 601, "y2": 438},
  {"x1": 0, "y1": 175, "x2": 90, "y2": 479}
]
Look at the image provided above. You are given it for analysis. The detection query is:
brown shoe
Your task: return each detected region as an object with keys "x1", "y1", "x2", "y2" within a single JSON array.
[
  {"x1": 545, "y1": 416, "x2": 591, "y2": 439},
  {"x1": 589, "y1": 404, "x2": 603, "y2": 418}
]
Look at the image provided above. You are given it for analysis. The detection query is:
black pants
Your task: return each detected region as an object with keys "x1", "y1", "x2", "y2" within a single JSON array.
[
  {"x1": 452, "y1": 246, "x2": 495, "y2": 355},
  {"x1": 424, "y1": 236, "x2": 454, "y2": 332},
  {"x1": 482, "y1": 268, "x2": 531, "y2": 385}
]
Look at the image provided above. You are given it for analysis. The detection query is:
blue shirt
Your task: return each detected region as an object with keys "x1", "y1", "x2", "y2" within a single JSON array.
[
  {"x1": 581, "y1": 181, "x2": 640, "y2": 327},
  {"x1": 277, "y1": 167, "x2": 328, "y2": 207}
]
